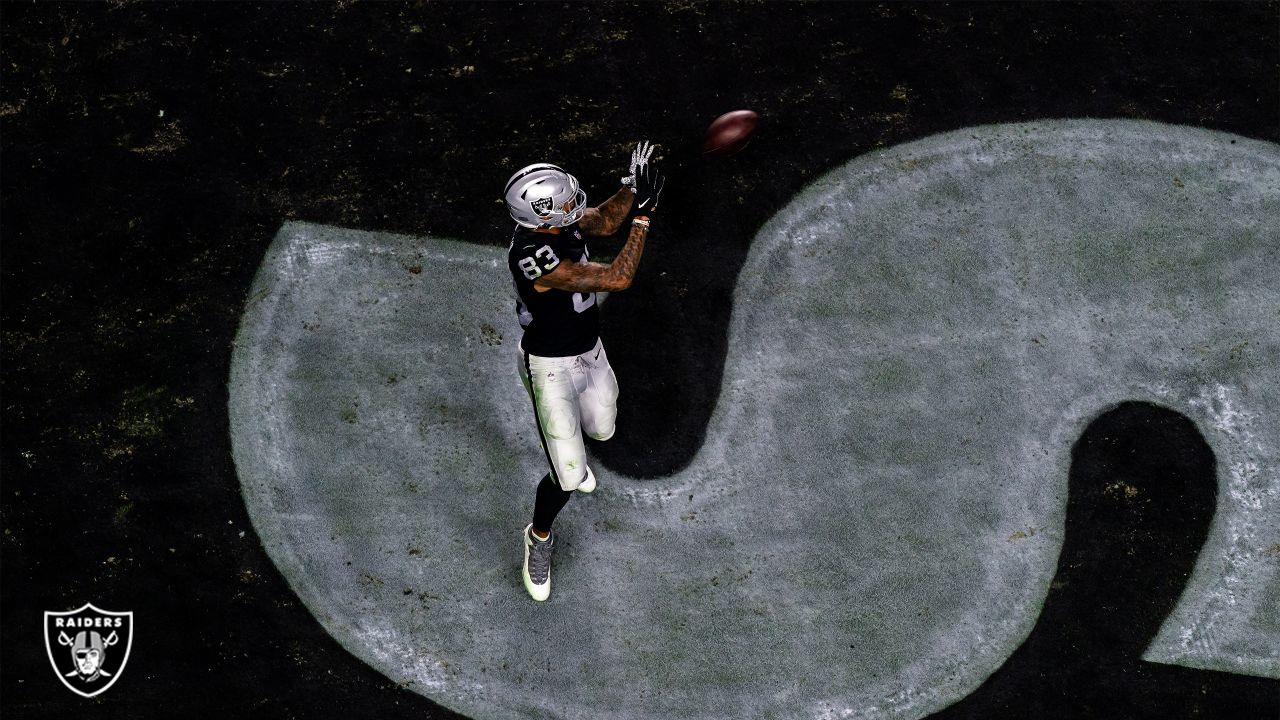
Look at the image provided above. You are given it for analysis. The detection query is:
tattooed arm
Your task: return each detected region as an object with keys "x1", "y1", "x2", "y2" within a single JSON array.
[
  {"x1": 578, "y1": 186, "x2": 635, "y2": 237},
  {"x1": 534, "y1": 217, "x2": 650, "y2": 293}
]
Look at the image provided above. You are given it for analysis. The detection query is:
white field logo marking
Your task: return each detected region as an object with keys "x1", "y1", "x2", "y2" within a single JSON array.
[{"x1": 44, "y1": 603, "x2": 134, "y2": 698}]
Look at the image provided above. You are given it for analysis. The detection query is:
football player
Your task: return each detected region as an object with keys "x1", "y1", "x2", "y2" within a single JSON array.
[{"x1": 504, "y1": 142, "x2": 665, "y2": 601}]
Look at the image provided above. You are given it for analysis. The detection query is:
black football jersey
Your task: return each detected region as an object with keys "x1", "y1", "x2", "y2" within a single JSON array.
[{"x1": 507, "y1": 223, "x2": 600, "y2": 357}]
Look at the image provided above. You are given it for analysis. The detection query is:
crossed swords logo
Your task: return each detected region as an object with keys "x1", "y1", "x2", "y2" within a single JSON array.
[
  {"x1": 44, "y1": 604, "x2": 133, "y2": 698},
  {"x1": 530, "y1": 196, "x2": 554, "y2": 216}
]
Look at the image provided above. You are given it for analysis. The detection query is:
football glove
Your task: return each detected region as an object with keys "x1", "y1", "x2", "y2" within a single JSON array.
[
  {"x1": 620, "y1": 140, "x2": 656, "y2": 193},
  {"x1": 634, "y1": 161, "x2": 664, "y2": 216}
]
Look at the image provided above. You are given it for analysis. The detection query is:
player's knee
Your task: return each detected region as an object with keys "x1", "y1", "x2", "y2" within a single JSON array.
[
  {"x1": 586, "y1": 424, "x2": 615, "y2": 442},
  {"x1": 581, "y1": 394, "x2": 617, "y2": 441},
  {"x1": 556, "y1": 463, "x2": 587, "y2": 491}
]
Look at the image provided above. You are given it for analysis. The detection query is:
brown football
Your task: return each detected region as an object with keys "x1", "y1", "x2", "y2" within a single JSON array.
[{"x1": 702, "y1": 109, "x2": 758, "y2": 156}]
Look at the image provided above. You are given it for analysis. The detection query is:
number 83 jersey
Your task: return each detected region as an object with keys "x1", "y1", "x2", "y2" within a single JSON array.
[{"x1": 507, "y1": 223, "x2": 600, "y2": 357}]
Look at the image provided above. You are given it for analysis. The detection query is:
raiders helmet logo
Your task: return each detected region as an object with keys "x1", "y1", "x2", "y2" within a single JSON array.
[
  {"x1": 44, "y1": 603, "x2": 134, "y2": 698},
  {"x1": 530, "y1": 196, "x2": 554, "y2": 216}
]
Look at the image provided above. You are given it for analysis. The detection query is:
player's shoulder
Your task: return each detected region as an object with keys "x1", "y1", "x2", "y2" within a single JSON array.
[
  {"x1": 511, "y1": 226, "x2": 575, "y2": 253},
  {"x1": 508, "y1": 227, "x2": 541, "y2": 255}
]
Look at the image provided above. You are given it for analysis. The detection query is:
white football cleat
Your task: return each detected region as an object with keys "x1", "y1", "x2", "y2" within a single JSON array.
[{"x1": 522, "y1": 524, "x2": 554, "y2": 602}]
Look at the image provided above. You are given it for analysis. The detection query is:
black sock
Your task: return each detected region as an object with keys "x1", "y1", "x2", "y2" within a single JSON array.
[{"x1": 532, "y1": 472, "x2": 573, "y2": 533}]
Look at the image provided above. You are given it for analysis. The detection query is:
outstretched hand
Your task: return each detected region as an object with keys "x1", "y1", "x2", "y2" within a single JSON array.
[
  {"x1": 634, "y1": 161, "x2": 665, "y2": 215},
  {"x1": 621, "y1": 140, "x2": 656, "y2": 193}
]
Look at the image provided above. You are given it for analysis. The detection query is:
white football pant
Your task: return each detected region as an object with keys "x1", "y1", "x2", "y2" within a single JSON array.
[{"x1": 518, "y1": 338, "x2": 619, "y2": 490}]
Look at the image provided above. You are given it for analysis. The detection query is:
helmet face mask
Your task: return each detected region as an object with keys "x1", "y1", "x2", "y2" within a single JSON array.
[{"x1": 504, "y1": 164, "x2": 588, "y2": 229}]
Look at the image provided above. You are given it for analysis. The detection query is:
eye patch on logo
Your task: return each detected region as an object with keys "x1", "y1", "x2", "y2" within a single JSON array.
[{"x1": 530, "y1": 197, "x2": 554, "y2": 216}]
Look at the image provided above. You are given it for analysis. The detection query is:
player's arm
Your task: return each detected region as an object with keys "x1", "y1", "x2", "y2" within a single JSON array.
[
  {"x1": 535, "y1": 217, "x2": 651, "y2": 293},
  {"x1": 578, "y1": 140, "x2": 655, "y2": 237},
  {"x1": 538, "y1": 153, "x2": 664, "y2": 293},
  {"x1": 578, "y1": 186, "x2": 634, "y2": 236}
]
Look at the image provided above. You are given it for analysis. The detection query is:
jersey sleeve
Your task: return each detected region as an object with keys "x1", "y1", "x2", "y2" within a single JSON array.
[{"x1": 512, "y1": 235, "x2": 573, "y2": 282}]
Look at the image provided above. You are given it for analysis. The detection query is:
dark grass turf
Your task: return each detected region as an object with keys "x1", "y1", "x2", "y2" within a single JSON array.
[
  {"x1": 3, "y1": 2, "x2": 1278, "y2": 718},
  {"x1": 932, "y1": 403, "x2": 1279, "y2": 719}
]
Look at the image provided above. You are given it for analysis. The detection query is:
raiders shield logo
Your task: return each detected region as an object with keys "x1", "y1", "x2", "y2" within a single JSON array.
[
  {"x1": 44, "y1": 603, "x2": 134, "y2": 698},
  {"x1": 529, "y1": 196, "x2": 554, "y2": 216}
]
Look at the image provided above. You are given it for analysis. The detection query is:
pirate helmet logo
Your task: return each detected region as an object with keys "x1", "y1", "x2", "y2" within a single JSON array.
[
  {"x1": 529, "y1": 196, "x2": 554, "y2": 217},
  {"x1": 44, "y1": 603, "x2": 133, "y2": 698}
]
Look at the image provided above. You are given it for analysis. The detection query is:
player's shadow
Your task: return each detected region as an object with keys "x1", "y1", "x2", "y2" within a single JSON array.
[
  {"x1": 587, "y1": 139, "x2": 826, "y2": 478},
  {"x1": 927, "y1": 401, "x2": 1277, "y2": 720}
]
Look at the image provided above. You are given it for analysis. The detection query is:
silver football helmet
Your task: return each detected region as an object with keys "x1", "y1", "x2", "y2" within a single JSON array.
[{"x1": 504, "y1": 163, "x2": 588, "y2": 229}]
